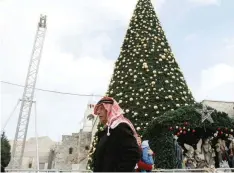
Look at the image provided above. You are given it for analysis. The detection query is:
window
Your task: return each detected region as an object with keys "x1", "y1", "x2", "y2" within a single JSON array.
[
  {"x1": 28, "y1": 162, "x2": 32, "y2": 168},
  {"x1": 69, "y1": 147, "x2": 73, "y2": 154},
  {"x1": 85, "y1": 145, "x2": 89, "y2": 150}
]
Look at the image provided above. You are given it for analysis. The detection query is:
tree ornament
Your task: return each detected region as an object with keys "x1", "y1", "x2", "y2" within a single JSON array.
[{"x1": 195, "y1": 105, "x2": 214, "y2": 123}]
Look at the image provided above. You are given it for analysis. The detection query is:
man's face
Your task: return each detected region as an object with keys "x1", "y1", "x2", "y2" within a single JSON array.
[{"x1": 96, "y1": 105, "x2": 108, "y2": 125}]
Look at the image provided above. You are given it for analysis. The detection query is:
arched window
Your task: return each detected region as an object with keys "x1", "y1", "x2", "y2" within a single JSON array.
[{"x1": 69, "y1": 147, "x2": 73, "y2": 154}]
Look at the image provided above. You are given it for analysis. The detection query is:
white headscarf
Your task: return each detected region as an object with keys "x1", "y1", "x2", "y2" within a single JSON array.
[{"x1": 141, "y1": 140, "x2": 150, "y2": 148}]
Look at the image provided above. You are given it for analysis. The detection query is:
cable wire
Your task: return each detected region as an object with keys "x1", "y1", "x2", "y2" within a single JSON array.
[
  {"x1": 1, "y1": 99, "x2": 20, "y2": 133},
  {"x1": 1, "y1": 81, "x2": 103, "y2": 97}
]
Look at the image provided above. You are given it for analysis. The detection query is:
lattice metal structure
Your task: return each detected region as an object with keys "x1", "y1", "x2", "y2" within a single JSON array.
[{"x1": 9, "y1": 14, "x2": 47, "y2": 169}]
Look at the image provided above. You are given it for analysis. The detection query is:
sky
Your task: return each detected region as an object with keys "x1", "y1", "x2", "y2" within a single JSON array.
[{"x1": 1, "y1": 0, "x2": 234, "y2": 141}]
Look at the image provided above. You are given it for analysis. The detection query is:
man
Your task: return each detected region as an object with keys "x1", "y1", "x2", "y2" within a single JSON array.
[{"x1": 93, "y1": 97, "x2": 141, "y2": 172}]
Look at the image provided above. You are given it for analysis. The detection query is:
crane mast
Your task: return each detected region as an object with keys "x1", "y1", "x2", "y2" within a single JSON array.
[{"x1": 9, "y1": 14, "x2": 47, "y2": 169}]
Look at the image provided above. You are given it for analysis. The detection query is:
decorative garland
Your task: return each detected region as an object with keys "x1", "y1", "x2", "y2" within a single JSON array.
[{"x1": 168, "y1": 122, "x2": 234, "y2": 139}]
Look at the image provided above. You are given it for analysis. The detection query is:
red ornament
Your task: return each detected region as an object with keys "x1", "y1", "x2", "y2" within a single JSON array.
[
  {"x1": 192, "y1": 129, "x2": 196, "y2": 133},
  {"x1": 220, "y1": 131, "x2": 223, "y2": 135},
  {"x1": 218, "y1": 128, "x2": 221, "y2": 131},
  {"x1": 177, "y1": 132, "x2": 180, "y2": 136},
  {"x1": 179, "y1": 127, "x2": 182, "y2": 131},
  {"x1": 183, "y1": 131, "x2": 187, "y2": 135},
  {"x1": 225, "y1": 128, "x2": 228, "y2": 131},
  {"x1": 184, "y1": 122, "x2": 188, "y2": 126},
  {"x1": 169, "y1": 127, "x2": 173, "y2": 131}
]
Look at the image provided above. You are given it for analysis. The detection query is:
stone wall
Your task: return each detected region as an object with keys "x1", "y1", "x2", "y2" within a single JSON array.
[
  {"x1": 53, "y1": 133, "x2": 79, "y2": 170},
  {"x1": 53, "y1": 132, "x2": 91, "y2": 170},
  {"x1": 77, "y1": 131, "x2": 92, "y2": 170}
]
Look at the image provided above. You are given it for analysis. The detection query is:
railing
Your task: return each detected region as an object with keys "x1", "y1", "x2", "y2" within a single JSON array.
[
  {"x1": 5, "y1": 169, "x2": 91, "y2": 173},
  {"x1": 5, "y1": 168, "x2": 234, "y2": 173}
]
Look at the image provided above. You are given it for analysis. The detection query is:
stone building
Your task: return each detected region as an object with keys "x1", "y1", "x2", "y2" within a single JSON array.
[
  {"x1": 51, "y1": 132, "x2": 91, "y2": 170},
  {"x1": 50, "y1": 101, "x2": 97, "y2": 170},
  {"x1": 7, "y1": 100, "x2": 99, "y2": 171},
  {"x1": 8, "y1": 136, "x2": 56, "y2": 169},
  {"x1": 202, "y1": 100, "x2": 234, "y2": 118}
]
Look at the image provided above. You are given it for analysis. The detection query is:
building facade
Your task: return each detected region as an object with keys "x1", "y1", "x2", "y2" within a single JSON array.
[
  {"x1": 51, "y1": 102, "x2": 97, "y2": 170},
  {"x1": 202, "y1": 100, "x2": 234, "y2": 118},
  {"x1": 7, "y1": 101, "x2": 98, "y2": 171},
  {"x1": 8, "y1": 136, "x2": 56, "y2": 170}
]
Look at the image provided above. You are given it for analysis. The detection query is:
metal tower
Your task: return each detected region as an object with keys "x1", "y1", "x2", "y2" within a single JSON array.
[{"x1": 10, "y1": 14, "x2": 47, "y2": 169}]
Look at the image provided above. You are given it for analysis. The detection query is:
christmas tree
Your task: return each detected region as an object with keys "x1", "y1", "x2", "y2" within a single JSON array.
[
  {"x1": 87, "y1": 0, "x2": 195, "y2": 169},
  {"x1": 106, "y1": 0, "x2": 195, "y2": 133}
]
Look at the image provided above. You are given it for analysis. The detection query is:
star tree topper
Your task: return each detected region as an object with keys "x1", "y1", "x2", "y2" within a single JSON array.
[{"x1": 196, "y1": 105, "x2": 214, "y2": 123}]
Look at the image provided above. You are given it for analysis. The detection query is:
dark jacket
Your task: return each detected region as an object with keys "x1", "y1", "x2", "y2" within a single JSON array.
[{"x1": 93, "y1": 123, "x2": 141, "y2": 172}]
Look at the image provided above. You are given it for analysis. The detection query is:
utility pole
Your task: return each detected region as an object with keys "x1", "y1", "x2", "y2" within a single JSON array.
[{"x1": 9, "y1": 14, "x2": 47, "y2": 169}]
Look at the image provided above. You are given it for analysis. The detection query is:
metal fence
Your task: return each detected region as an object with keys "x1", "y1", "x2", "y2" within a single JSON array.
[
  {"x1": 5, "y1": 169, "x2": 91, "y2": 173},
  {"x1": 5, "y1": 168, "x2": 234, "y2": 173}
]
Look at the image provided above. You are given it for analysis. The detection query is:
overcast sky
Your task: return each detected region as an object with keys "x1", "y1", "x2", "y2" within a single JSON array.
[{"x1": 1, "y1": 0, "x2": 234, "y2": 141}]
